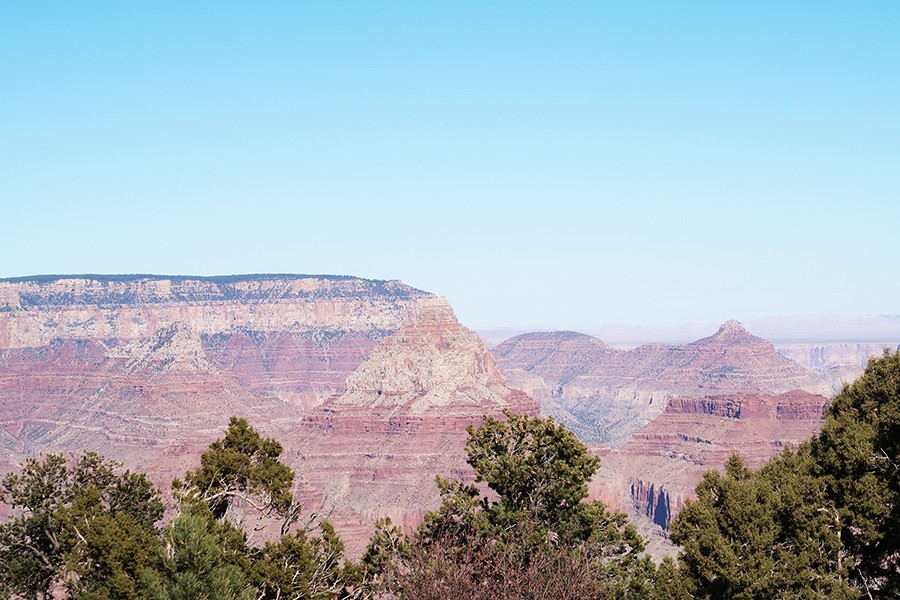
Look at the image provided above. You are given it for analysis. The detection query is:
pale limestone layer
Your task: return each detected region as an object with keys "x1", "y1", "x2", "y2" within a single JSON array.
[
  {"x1": 108, "y1": 322, "x2": 219, "y2": 375},
  {"x1": 333, "y1": 297, "x2": 526, "y2": 416},
  {"x1": 0, "y1": 276, "x2": 433, "y2": 348}
]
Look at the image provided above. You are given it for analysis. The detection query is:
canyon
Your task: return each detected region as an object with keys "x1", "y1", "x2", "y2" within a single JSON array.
[
  {"x1": 592, "y1": 389, "x2": 830, "y2": 553},
  {"x1": 0, "y1": 275, "x2": 536, "y2": 554},
  {"x1": 0, "y1": 273, "x2": 890, "y2": 556},
  {"x1": 492, "y1": 320, "x2": 834, "y2": 446},
  {"x1": 490, "y1": 321, "x2": 880, "y2": 548}
]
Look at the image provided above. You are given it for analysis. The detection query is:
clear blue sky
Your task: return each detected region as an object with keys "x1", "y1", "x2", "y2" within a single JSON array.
[{"x1": 2, "y1": 2, "x2": 897, "y2": 330}]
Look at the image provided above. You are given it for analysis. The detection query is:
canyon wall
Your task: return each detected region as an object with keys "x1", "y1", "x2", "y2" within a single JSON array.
[
  {"x1": 594, "y1": 389, "x2": 829, "y2": 554},
  {"x1": 0, "y1": 274, "x2": 535, "y2": 555},
  {"x1": 0, "y1": 275, "x2": 429, "y2": 348},
  {"x1": 493, "y1": 320, "x2": 832, "y2": 445},
  {"x1": 289, "y1": 299, "x2": 537, "y2": 553},
  {"x1": 775, "y1": 342, "x2": 900, "y2": 390}
]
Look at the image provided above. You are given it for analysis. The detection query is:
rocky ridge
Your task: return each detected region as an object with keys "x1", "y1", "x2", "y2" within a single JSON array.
[
  {"x1": 594, "y1": 389, "x2": 829, "y2": 553},
  {"x1": 493, "y1": 320, "x2": 833, "y2": 445},
  {"x1": 290, "y1": 298, "x2": 537, "y2": 553}
]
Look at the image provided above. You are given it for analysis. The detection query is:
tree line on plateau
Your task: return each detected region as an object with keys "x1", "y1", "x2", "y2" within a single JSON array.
[{"x1": 1, "y1": 352, "x2": 899, "y2": 599}]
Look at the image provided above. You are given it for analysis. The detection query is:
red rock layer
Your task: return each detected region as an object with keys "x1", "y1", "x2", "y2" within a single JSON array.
[
  {"x1": 494, "y1": 321, "x2": 833, "y2": 445},
  {"x1": 594, "y1": 389, "x2": 829, "y2": 554},
  {"x1": 0, "y1": 279, "x2": 537, "y2": 558},
  {"x1": 201, "y1": 330, "x2": 381, "y2": 410}
]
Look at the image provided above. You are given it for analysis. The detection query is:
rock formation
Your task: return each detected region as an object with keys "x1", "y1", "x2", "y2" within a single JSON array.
[
  {"x1": 493, "y1": 320, "x2": 833, "y2": 445},
  {"x1": 775, "y1": 342, "x2": 900, "y2": 390},
  {"x1": 0, "y1": 274, "x2": 535, "y2": 555},
  {"x1": 0, "y1": 274, "x2": 431, "y2": 410},
  {"x1": 288, "y1": 298, "x2": 537, "y2": 554},
  {"x1": 594, "y1": 389, "x2": 829, "y2": 554}
]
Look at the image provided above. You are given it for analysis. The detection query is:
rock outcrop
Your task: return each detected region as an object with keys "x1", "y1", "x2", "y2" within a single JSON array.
[
  {"x1": 594, "y1": 389, "x2": 829, "y2": 554},
  {"x1": 494, "y1": 321, "x2": 833, "y2": 445},
  {"x1": 289, "y1": 298, "x2": 537, "y2": 554},
  {"x1": 0, "y1": 274, "x2": 535, "y2": 555}
]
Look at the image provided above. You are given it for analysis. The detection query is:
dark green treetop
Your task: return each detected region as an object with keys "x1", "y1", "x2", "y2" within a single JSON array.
[
  {"x1": 179, "y1": 416, "x2": 295, "y2": 525},
  {"x1": 0, "y1": 452, "x2": 163, "y2": 599},
  {"x1": 811, "y1": 350, "x2": 900, "y2": 595},
  {"x1": 377, "y1": 411, "x2": 651, "y2": 598}
]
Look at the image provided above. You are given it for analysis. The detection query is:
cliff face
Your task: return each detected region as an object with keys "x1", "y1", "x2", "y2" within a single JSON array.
[
  {"x1": 291, "y1": 298, "x2": 538, "y2": 554},
  {"x1": 0, "y1": 274, "x2": 536, "y2": 556},
  {"x1": 594, "y1": 389, "x2": 829, "y2": 554},
  {"x1": 775, "y1": 342, "x2": 900, "y2": 390},
  {"x1": 0, "y1": 275, "x2": 432, "y2": 407},
  {"x1": 0, "y1": 275, "x2": 428, "y2": 348},
  {"x1": 494, "y1": 320, "x2": 833, "y2": 445}
]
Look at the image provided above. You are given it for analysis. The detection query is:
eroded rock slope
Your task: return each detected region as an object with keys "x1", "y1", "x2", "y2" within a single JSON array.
[
  {"x1": 493, "y1": 320, "x2": 833, "y2": 445},
  {"x1": 0, "y1": 274, "x2": 536, "y2": 554}
]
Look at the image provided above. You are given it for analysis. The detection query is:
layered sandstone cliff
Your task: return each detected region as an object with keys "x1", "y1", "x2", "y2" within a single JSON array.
[
  {"x1": 494, "y1": 321, "x2": 833, "y2": 445},
  {"x1": 289, "y1": 298, "x2": 537, "y2": 554},
  {"x1": 0, "y1": 275, "x2": 429, "y2": 348},
  {"x1": 0, "y1": 274, "x2": 535, "y2": 555},
  {"x1": 0, "y1": 275, "x2": 433, "y2": 408},
  {"x1": 594, "y1": 389, "x2": 829, "y2": 554}
]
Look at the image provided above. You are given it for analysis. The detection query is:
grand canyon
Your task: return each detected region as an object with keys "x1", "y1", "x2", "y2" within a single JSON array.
[{"x1": 0, "y1": 274, "x2": 896, "y2": 555}]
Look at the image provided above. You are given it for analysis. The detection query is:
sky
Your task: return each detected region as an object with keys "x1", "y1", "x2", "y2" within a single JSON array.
[{"x1": 1, "y1": 2, "x2": 898, "y2": 330}]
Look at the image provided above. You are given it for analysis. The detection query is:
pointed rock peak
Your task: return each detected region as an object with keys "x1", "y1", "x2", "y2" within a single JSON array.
[
  {"x1": 693, "y1": 318, "x2": 767, "y2": 348},
  {"x1": 717, "y1": 320, "x2": 748, "y2": 335},
  {"x1": 328, "y1": 300, "x2": 541, "y2": 417}
]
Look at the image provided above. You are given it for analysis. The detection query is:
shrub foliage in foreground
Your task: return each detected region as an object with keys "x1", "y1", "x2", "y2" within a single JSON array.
[
  {"x1": 0, "y1": 418, "x2": 359, "y2": 599},
  {"x1": 365, "y1": 410, "x2": 656, "y2": 599},
  {"x1": 670, "y1": 351, "x2": 900, "y2": 599}
]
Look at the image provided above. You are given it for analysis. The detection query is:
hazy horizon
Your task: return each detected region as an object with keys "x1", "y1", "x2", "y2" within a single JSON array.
[{"x1": 3, "y1": 3, "x2": 897, "y2": 330}]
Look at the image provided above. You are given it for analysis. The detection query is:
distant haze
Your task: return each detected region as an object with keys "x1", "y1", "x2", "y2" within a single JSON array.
[{"x1": 479, "y1": 314, "x2": 900, "y2": 346}]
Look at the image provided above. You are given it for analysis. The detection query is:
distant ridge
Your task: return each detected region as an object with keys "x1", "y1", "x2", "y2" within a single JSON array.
[
  {"x1": 0, "y1": 273, "x2": 415, "y2": 286},
  {"x1": 481, "y1": 314, "x2": 900, "y2": 345},
  {"x1": 0, "y1": 274, "x2": 430, "y2": 309},
  {"x1": 493, "y1": 320, "x2": 832, "y2": 445}
]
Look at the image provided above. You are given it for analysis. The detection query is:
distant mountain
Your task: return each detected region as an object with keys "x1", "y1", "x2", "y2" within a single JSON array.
[
  {"x1": 493, "y1": 320, "x2": 832, "y2": 445},
  {"x1": 480, "y1": 314, "x2": 900, "y2": 346}
]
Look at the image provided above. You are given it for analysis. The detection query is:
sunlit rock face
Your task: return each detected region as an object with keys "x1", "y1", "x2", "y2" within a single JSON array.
[
  {"x1": 0, "y1": 274, "x2": 536, "y2": 556},
  {"x1": 592, "y1": 389, "x2": 829, "y2": 555},
  {"x1": 493, "y1": 320, "x2": 833, "y2": 445},
  {"x1": 290, "y1": 296, "x2": 538, "y2": 555}
]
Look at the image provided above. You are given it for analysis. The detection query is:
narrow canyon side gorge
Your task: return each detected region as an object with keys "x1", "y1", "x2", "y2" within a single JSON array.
[{"x1": 0, "y1": 275, "x2": 536, "y2": 553}]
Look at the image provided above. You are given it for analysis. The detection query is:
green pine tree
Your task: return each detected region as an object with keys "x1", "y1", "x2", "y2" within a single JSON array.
[{"x1": 141, "y1": 509, "x2": 257, "y2": 600}]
